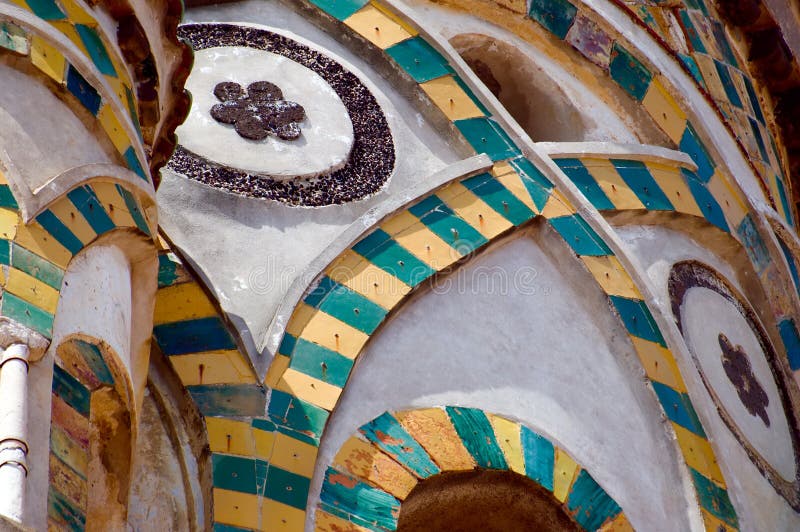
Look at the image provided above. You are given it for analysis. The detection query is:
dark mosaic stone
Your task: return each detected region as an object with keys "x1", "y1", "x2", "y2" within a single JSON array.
[
  {"x1": 719, "y1": 332, "x2": 770, "y2": 426},
  {"x1": 210, "y1": 81, "x2": 305, "y2": 141},
  {"x1": 168, "y1": 23, "x2": 396, "y2": 207}
]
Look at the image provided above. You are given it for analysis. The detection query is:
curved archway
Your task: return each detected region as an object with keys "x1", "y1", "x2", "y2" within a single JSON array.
[{"x1": 316, "y1": 407, "x2": 629, "y2": 531}]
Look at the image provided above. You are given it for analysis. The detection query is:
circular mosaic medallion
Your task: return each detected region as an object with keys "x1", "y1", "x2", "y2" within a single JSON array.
[
  {"x1": 169, "y1": 23, "x2": 395, "y2": 206},
  {"x1": 669, "y1": 261, "x2": 800, "y2": 508}
]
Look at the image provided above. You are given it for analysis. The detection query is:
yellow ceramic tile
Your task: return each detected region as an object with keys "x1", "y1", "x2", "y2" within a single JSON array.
[
  {"x1": 437, "y1": 182, "x2": 513, "y2": 239},
  {"x1": 213, "y1": 488, "x2": 260, "y2": 530},
  {"x1": 630, "y1": 337, "x2": 687, "y2": 393},
  {"x1": 581, "y1": 159, "x2": 646, "y2": 211},
  {"x1": 700, "y1": 509, "x2": 733, "y2": 532},
  {"x1": 0, "y1": 170, "x2": 7, "y2": 185},
  {"x1": 49, "y1": 20, "x2": 84, "y2": 55},
  {"x1": 420, "y1": 75, "x2": 485, "y2": 121},
  {"x1": 599, "y1": 512, "x2": 634, "y2": 531},
  {"x1": 4, "y1": 267, "x2": 59, "y2": 313},
  {"x1": 326, "y1": 249, "x2": 412, "y2": 310},
  {"x1": 169, "y1": 350, "x2": 256, "y2": 386},
  {"x1": 261, "y1": 499, "x2": 305, "y2": 531},
  {"x1": 707, "y1": 171, "x2": 746, "y2": 228},
  {"x1": 269, "y1": 432, "x2": 318, "y2": 478},
  {"x1": 31, "y1": 36, "x2": 66, "y2": 83},
  {"x1": 91, "y1": 182, "x2": 137, "y2": 229},
  {"x1": 153, "y1": 282, "x2": 217, "y2": 325},
  {"x1": 540, "y1": 189, "x2": 575, "y2": 218},
  {"x1": 552, "y1": 448, "x2": 579, "y2": 503},
  {"x1": 284, "y1": 303, "x2": 316, "y2": 337},
  {"x1": 693, "y1": 53, "x2": 728, "y2": 103},
  {"x1": 642, "y1": 78, "x2": 688, "y2": 144},
  {"x1": 580, "y1": 255, "x2": 642, "y2": 299},
  {"x1": 646, "y1": 162, "x2": 703, "y2": 217},
  {"x1": 291, "y1": 305, "x2": 369, "y2": 359},
  {"x1": 493, "y1": 0, "x2": 527, "y2": 12},
  {"x1": 58, "y1": 0, "x2": 96, "y2": 24},
  {"x1": 49, "y1": 197, "x2": 96, "y2": 246},
  {"x1": 14, "y1": 222, "x2": 72, "y2": 269},
  {"x1": 277, "y1": 368, "x2": 342, "y2": 411},
  {"x1": 333, "y1": 437, "x2": 418, "y2": 499},
  {"x1": 315, "y1": 510, "x2": 371, "y2": 532},
  {"x1": 253, "y1": 423, "x2": 276, "y2": 458},
  {"x1": 206, "y1": 417, "x2": 255, "y2": 455},
  {"x1": 488, "y1": 415, "x2": 525, "y2": 475},
  {"x1": 395, "y1": 408, "x2": 475, "y2": 471},
  {"x1": 672, "y1": 423, "x2": 725, "y2": 488},
  {"x1": 381, "y1": 211, "x2": 461, "y2": 270},
  {"x1": 493, "y1": 162, "x2": 538, "y2": 213},
  {"x1": 97, "y1": 105, "x2": 131, "y2": 153},
  {"x1": 344, "y1": 4, "x2": 413, "y2": 49},
  {"x1": 265, "y1": 354, "x2": 291, "y2": 388},
  {"x1": 0, "y1": 208, "x2": 20, "y2": 240}
]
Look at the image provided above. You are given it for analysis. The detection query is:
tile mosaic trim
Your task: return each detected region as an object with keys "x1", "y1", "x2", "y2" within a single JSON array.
[
  {"x1": 0, "y1": 168, "x2": 153, "y2": 341},
  {"x1": 47, "y1": 336, "x2": 123, "y2": 530},
  {"x1": 146, "y1": 4, "x2": 747, "y2": 530},
  {"x1": 167, "y1": 24, "x2": 395, "y2": 206},
  {"x1": 551, "y1": 152, "x2": 800, "y2": 369},
  {"x1": 534, "y1": 0, "x2": 794, "y2": 227},
  {"x1": 6, "y1": 0, "x2": 140, "y2": 127},
  {"x1": 316, "y1": 407, "x2": 630, "y2": 531},
  {"x1": 0, "y1": 16, "x2": 149, "y2": 182}
]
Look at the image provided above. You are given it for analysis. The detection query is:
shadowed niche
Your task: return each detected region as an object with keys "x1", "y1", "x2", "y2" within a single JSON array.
[{"x1": 396, "y1": 469, "x2": 581, "y2": 532}]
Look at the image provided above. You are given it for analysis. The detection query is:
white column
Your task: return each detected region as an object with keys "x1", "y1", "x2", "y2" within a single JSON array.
[{"x1": 0, "y1": 344, "x2": 30, "y2": 523}]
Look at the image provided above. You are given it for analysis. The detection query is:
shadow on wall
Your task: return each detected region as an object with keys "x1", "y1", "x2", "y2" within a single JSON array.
[{"x1": 450, "y1": 33, "x2": 590, "y2": 142}]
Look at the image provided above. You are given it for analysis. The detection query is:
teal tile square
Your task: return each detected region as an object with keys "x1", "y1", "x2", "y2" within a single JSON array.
[
  {"x1": 609, "y1": 42, "x2": 652, "y2": 101},
  {"x1": 608, "y1": 295, "x2": 665, "y2": 346},
  {"x1": 264, "y1": 465, "x2": 311, "y2": 509},
  {"x1": 386, "y1": 37, "x2": 453, "y2": 83},
  {"x1": 461, "y1": 172, "x2": 535, "y2": 225},
  {"x1": 610, "y1": 159, "x2": 674, "y2": 211},
  {"x1": 677, "y1": 10, "x2": 707, "y2": 54},
  {"x1": 690, "y1": 468, "x2": 738, "y2": 527},
  {"x1": 681, "y1": 169, "x2": 729, "y2": 232},
  {"x1": 567, "y1": 469, "x2": 622, "y2": 530},
  {"x1": 713, "y1": 59, "x2": 742, "y2": 109},
  {"x1": 454, "y1": 118, "x2": 521, "y2": 161},
  {"x1": 679, "y1": 123, "x2": 715, "y2": 182},
  {"x1": 528, "y1": 0, "x2": 578, "y2": 39},
  {"x1": 289, "y1": 338, "x2": 353, "y2": 388},
  {"x1": 212, "y1": 453, "x2": 257, "y2": 494},
  {"x1": 308, "y1": 0, "x2": 368, "y2": 20},
  {"x1": 556, "y1": 159, "x2": 614, "y2": 210},
  {"x1": 548, "y1": 215, "x2": 612, "y2": 256},
  {"x1": 75, "y1": 25, "x2": 117, "y2": 77},
  {"x1": 24, "y1": 0, "x2": 66, "y2": 20}
]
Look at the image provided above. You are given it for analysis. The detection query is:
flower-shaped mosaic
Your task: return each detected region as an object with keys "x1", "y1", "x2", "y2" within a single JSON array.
[
  {"x1": 719, "y1": 333, "x2": 771, "y2": 427},
  {"x1": 210, "y1": 81, "x2": 305, "y2": 141}
]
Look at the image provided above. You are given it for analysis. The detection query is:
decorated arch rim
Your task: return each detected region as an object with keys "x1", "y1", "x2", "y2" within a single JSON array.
[
  {"x1": 169, "y1": 23, "x2": 395, "y2": 206},
  {"x1": 317, "y1": 406, "x2": 629, "y2": 531},
  {"x1": 669, "y1": 260, "x2": 800, "y2": 508}
]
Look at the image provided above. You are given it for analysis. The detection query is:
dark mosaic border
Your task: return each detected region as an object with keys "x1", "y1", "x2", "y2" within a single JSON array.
[
  {"x1": 669, "y1": 260, "x2": 800, "y2": 509},
  {"x1": 168, "y1": 23, "x2": 395, "y2": 206}
]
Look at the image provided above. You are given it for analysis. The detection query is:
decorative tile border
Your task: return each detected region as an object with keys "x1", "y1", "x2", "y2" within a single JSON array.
[
  {"x1": 0, "y1": 15, "x2": 149, "y2": 182},
  {"x1": 47, "y1": 336, "x2": 124, "y2": 530},
  {"x1": 614, "y1": 0, "x2": 793, "y2": 226},
  {"x1": 549, "y1": 151, "x2": 800, "y2": 371},
  {"x1": 316, "y1": 407, "x2": 630, "y2": 531},
  {"x1": 7, "y1": 0, "x2": 139, "y2": 130},
  {"x1": 0, "y1": 167, "x2": 153, "y2": 341}
]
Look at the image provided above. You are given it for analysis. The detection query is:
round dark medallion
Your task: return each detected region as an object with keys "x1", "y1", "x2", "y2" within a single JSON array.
[
  {"x1": 669, "y1": 260, "x2": 800, "y2": 508},
  {"x1": 168, "y1": 23, "x2": 395, "y2": 206}
]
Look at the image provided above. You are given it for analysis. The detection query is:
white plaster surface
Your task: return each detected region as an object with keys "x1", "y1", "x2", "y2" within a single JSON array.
[
  {"x1": 615, "y1": 223, "x2": 800, "y2": 531},
  {"x1": 177, "y1": 46, "x2": 354, "y2": 179},
  {"x1": 307, "y1": 227, "x2": 694, "y2": 531},
  {"x1": 51, "y1": 245, "x2": 133, "y2": 384},
  {"x1": 682, "y1": 287, "x2": 796, "y2": 481},
  {"x1": 0, "y1": 63, "x2": 114, "y2": 191},
  {"x1": 127, "y1": 387, "x2": 192, "y2": 530}
]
